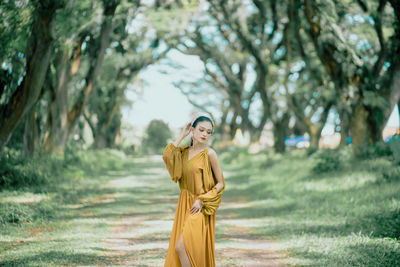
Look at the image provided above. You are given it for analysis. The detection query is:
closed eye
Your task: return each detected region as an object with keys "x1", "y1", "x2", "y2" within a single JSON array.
[{"x1": 200, "y1": 129, "x2": 212, "y2": 134}]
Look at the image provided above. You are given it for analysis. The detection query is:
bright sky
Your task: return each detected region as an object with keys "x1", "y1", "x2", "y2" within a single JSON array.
[
  {"x1": 122, "y1": 49, "x2": 204, "y2": 130},
  {"x1": 387, "y1": 104, "x2": 400, "y2": 127}
]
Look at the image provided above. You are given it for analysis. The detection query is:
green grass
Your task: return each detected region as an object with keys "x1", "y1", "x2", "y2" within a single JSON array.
[
  {"x1": 218, "y1": 146, "x2": 400, "y2": 266},
  {"x1": 1, "y1": 145, "x2": 399, "y2": 266},
  {"x1": 0, "y1": 149, "x2": 138, "y2": 266}
]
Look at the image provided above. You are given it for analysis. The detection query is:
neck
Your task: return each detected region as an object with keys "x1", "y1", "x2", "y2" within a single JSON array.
[{"x1": 192, "y1": 139, "x2": 205, "y2": 150}]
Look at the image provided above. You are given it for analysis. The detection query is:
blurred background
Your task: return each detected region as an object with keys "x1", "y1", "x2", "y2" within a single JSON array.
[{"x1": 1, "y1": 0, "x2": 400, "y2": 266}]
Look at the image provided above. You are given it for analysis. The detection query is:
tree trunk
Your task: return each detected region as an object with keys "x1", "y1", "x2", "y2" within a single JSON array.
[
  {"x1": 339, "y1": 109, "x2": 350, "y2": 146},
  {"x1": 0, "y1": 2, "x2": 60, "y2": 153},
  {"x1": 67, "y1": 1, "x2": 120, "y2": 135},
  {"x1": 43, "y1": 49, "x2": 70, "y2": 154},
  {"x1": 387, "y1": 68, "x2": 400, "y2": 118},
  {"x1": 249, "y1": 129, "x2": 262, "y2": 144},
  {"x1": 219, "y1": 108, "x2": 231, "y2": 142},
  {"x1": 291, "y1": 120, "x2": 307, "y2": 136},
  {"x1": 350, "y1": 101, "x2": 370, "y2": 156},
  {"x1": 273, "y1": 113, "x2": 290, "y2": 153},
  {"x1": 309, "y1": 125, "x2": 321, "y2": 150},
  {"x1": 23, "y1": 110, "x2": 40, "y2": 157},
  {"x1": 113, "y1": 112, "x2": 121, "y2": 147},
  {"x1": 91, "y1": 89, "x2": 120, "y2": 149},
  {"x1": 93, "y1": 111, "x2": 121, "y2": 149},
  {"x1": 367, "y1": 106, "x2": 387, "y2": 143},
  {"x1": 229, "y1": 112, "x2": 239, "y2": 139}
]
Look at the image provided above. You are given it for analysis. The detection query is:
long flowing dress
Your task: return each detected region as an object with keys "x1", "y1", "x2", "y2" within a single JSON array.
[{"x1": 162, "y1": 143, "x2": 225, "y2": 267}]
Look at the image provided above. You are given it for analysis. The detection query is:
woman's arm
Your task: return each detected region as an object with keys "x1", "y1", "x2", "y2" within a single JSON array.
[
  {"x1": 194, "y1": 148, "x2": 225, "y2": 215},
  {"x1": 173, "y1": 135, "x2": 185, "y2": 147},
  {"x1": 207, "y1": 148, "x2": 225, "y2": 193},
  {"x1": 173, "y1": 121, "x2": 192, "y2": 147}
]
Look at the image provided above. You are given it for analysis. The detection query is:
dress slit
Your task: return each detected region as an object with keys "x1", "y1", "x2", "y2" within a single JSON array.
[{"x1": 177, "y1": 234, "x2": 193, "y2": 267}]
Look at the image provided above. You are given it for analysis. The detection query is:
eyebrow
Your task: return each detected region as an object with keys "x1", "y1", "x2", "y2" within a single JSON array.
[{"x1": 199, "y1": 126, "x2": 212, "y2": 131}]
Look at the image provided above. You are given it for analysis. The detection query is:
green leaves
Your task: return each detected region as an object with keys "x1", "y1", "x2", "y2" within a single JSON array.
[{"x1": 362, "y1": 90, "x2": 388, "y2": 109}]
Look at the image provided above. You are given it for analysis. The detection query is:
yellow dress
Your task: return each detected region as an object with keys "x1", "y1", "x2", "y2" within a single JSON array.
[{"x1": 162, "y1": 143, "x2": 225, "y2": 267}]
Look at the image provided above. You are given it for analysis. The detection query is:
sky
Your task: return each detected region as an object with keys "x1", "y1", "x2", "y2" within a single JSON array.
[
  {"x1": 122, "y1": 49, "x2": 204, "y2": 130},
  {"x1": 387, "y1": 104, "x2": 400, "y2": 127}
]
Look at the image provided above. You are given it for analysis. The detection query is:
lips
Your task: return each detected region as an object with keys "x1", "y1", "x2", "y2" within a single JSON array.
[{"x1": 201, "y1": 137, "x2": 206, "y2": 140}]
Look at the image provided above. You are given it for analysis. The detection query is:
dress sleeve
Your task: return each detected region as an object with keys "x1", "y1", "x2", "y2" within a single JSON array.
[
  {"x1": 198, "y1": 179, "x2": 225, "y2": 216},
  {"x1": 162, "y1": 143, "x2": 183, "y2": 183},
  {"x1": 197, "y1": 153, "x2": 226, "y2": 216}
]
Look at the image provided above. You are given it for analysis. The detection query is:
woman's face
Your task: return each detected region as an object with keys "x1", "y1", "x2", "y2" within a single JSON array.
[{"x1": 191, "y1": 121, "x2": 213, "y2": 144}]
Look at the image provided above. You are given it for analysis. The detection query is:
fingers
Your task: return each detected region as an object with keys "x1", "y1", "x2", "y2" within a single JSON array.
[
  {"x1": 190, "y1": 199, "x2": 203, "y2": 215},
  {"x1": 196, "y1": 207, "x2": 201, "y2": 215},
  {"x1": 190, "y1": 208, "x2": 200, "y2": 215},
  {"x1": 190, "y1": 206, "x2": 202, "y2": 215}
]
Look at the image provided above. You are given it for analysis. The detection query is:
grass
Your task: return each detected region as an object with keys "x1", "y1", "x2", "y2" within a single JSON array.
[
  {"x1": 218, "y1": 146, "x2": 400, "y2": 266},
  {"x1": 0, "y1": 148, "x2": 138, "y2": 266},
  {"x1": 0, "y1": 145, "x2": 399, "y2": 266}
]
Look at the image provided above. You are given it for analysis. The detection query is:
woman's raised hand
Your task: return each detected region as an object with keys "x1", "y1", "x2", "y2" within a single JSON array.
[
  {"x1": 181, "y1": 119, "x2": 194, "y2": 138},
  {"x1": 174, "y1": 120, "x2": 194, "y2": 147}
]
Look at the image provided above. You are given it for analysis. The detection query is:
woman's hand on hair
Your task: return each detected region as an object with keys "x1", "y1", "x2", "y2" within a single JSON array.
[{"x1": 181, "y1": 121, "x2": 193, "y2": 138}]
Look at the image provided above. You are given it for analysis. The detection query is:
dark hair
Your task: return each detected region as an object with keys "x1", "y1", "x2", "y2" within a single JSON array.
[{"x1": 190, "y1": 116, "x2": 214, "y2": 146}]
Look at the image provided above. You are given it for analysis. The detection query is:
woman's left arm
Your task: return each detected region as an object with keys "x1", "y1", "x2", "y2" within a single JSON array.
[
  {"x1": 192, "y1": 148, "x2": 226, "y2": 216},
  {"x1": 208, "y1": 148, "x2": 225, "y2": 193}
]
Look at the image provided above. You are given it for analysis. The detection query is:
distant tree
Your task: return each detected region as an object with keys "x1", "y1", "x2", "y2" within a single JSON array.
[{"x1": 142, "y1": 120, "x2": 172, "y2": 154}]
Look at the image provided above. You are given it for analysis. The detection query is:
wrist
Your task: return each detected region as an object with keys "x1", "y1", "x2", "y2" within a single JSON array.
[{"x1": 173, "y1": 137, "x2": 184, "y2": 147}]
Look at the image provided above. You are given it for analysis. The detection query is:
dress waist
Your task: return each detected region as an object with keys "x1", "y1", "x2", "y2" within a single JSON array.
[{"x1": 180, "y1": 188, "x2": 198, "y2": 197}]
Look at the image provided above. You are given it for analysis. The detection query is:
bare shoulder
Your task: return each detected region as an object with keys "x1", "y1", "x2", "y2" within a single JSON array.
[{"x1": 207, "y1": 147, "x2": 218, "y2": 159}]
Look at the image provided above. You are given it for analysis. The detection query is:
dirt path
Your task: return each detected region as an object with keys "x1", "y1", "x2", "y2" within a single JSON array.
[{"x1": 98, "y1": 154, "x2": 287, "y2": 266}]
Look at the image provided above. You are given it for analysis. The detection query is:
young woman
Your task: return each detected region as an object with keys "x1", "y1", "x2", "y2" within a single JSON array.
[{"x1": 162, "y1": 116, "x2": 226, "y2": 267}]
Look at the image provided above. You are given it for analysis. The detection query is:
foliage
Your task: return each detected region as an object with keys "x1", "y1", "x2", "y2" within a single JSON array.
[
  {"x1": 312, "y1": 148, "x2": 343, "y2": 173},
  {"x1": 63, "y1": 139, "x2": 83, "y2": 165},
  {"x1": 0, "y1": 1, "x2": 33, "y2": 105},
  {"x1": 388, "y1": 134, "x2": 400, "y2": 164},
  {"x1": 2, "y1": 122, "x2": 24, "y2": 151},
  {"x1": 0, "y1": 150, "x2": 62, "y2": 188},
  {"x1": 0, "y1": 203, "x2": 34, "y2": 224},
  {"x1": 141, "y1": 119, "x2": 172, "y2": 154},
  {"x1": 0, "y1": 200, "x2": 57, "y2": 225},
  {"x1": 381, "y1": 165, "x2": 400, "y2": 182},
  {"x1": 356, "y1": 141, "x2": 393, "y2": 159},
  {"x1": 306, "y1": 146, "x2": 318, "y2": 156},
  {"x1": 365, "y1": 157, "x2": 400, "y2": 183}
]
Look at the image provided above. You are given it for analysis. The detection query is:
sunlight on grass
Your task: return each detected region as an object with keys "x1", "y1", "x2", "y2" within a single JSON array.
[
  {"x1": 223, "y1": 149, "x2": 400, "y2": 266},
  {"x1": 281, "y1": 233, "x2": 400, "y2": 266},
  {"x1": 217, "y1": 234, "x2": 283, "y2": 250},
  {"x1": 220, "y1": 198, "x2": 295, "y2": 213},
  {"x1": 105, "y1": 175, "x2": 162, "y2": 189},
  {"x1": 299, "y1": 172, "x2": 377, "y2": 192},
  {"x1": 2, "y1": 148, "x2": 399, "y2": 266},
  {"x1": 0, "y1": 192, "x2": 50, "y2": 204}
]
